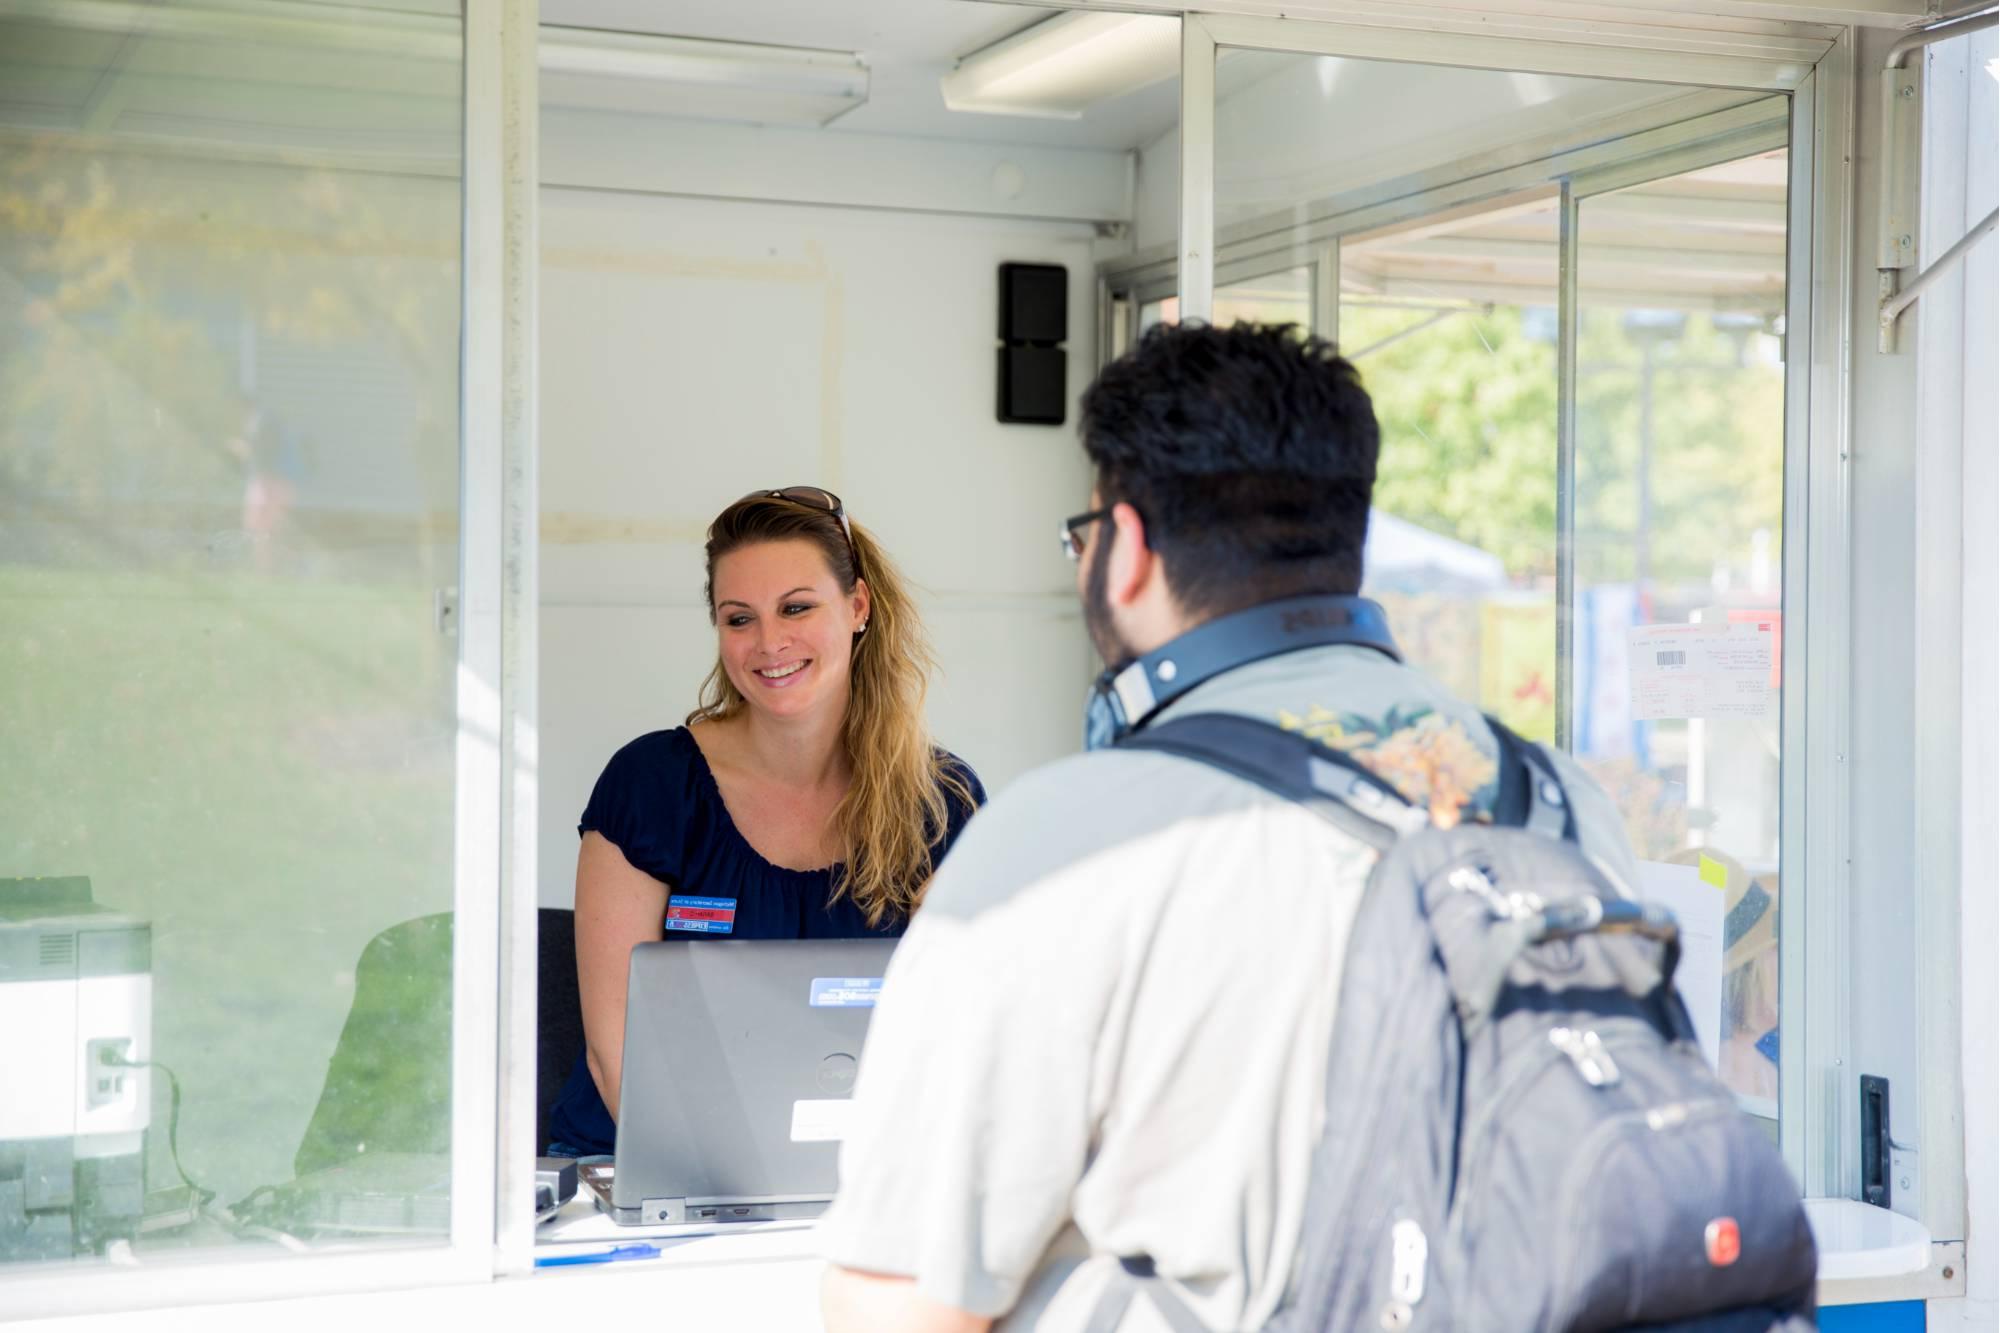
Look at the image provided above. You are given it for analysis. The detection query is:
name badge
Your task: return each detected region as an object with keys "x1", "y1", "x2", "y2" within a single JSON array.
[{"x1": 665, "y1": 895, "x2": 736, "y2": 935}]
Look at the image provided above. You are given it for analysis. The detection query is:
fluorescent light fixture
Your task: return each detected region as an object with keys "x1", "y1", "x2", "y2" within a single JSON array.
[
  {"x1": 942, "y1": 11, "x2": 1179, "y2": 120},
  {"x1": 541, "y1": 27, "x2": 869, "y2": 128},
  {"x1": 2, "y1": 2, "x2": 869, "y2": 130}
]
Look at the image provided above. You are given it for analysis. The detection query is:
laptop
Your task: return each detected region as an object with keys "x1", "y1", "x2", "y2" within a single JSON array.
[{"x1": 583, "y1": 937, "x2": 894, "y2": 1226}]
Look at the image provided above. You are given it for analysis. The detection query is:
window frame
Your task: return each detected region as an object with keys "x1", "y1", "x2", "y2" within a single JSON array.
[
  {"x1": 0, "y1": 0, "x2": 538, "y2": 1318},
  {"x1": 1099, "y1": 7, "x2": 1893, "y2": 1215},
  {"x1": 8, "y1": 0, "x2": 1962, "y2": 1320}
]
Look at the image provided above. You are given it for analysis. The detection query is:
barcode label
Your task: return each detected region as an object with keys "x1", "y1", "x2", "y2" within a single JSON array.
[{"x1": 1656, "y1": 650, "x2": 1687, "y2": 667}]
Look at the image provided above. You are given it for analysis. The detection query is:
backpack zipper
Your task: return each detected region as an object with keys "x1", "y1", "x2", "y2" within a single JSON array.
[
  {"x1": 1377, "y1": 1216, "x2": 1429, "y2": 1330},
  {"x1": 1547, "y1": 1027, "x2": 1622, "y2": 1087},
  {"x1": 1447, "y1": 1027, "x2": 1656, "y2": 1247}
]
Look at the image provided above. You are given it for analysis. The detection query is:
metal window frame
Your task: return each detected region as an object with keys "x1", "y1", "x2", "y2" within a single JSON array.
[
  {"x1": 0, "y1": 0, "x2": 537, "y2": 1319},
  {"x1": 1106, "y1": 90, "x2": 1788, "y2": 305},
  {"x1": 1908, "y1": 22, "x2": 1986, "y2": 1252},
  {"x1": 482, "y1": 0, "x2": 543, "y2": 1281},
  {"x1": 2, "y1": 1, "x2": 1943, "y2": 1320},
  {"x1": 1158, "y1": 10, "x2": 1870, "y2": 1207},
  {"x1": 1783, "y1": 33, "x2": 1858, "y2": 1207}
]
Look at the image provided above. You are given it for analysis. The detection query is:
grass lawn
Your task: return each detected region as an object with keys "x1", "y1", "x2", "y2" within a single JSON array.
[{"x1": 2, "y1": 564, "x2": 459, "y2": 1228}]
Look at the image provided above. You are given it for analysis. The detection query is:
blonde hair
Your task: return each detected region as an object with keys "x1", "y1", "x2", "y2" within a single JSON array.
[{"x1": 689, "y1": 495, "x2": 975, "y2": 927}]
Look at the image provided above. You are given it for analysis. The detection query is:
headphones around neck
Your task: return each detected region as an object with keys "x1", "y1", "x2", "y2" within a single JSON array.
[{"x1": 1083, "y1": 594, "x2": 1402, "y2": 751}]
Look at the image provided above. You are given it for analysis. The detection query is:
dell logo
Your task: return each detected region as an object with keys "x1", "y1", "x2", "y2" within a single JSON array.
[{"x1": 817, "y1": 1052, "x2": 858, "y2": 1093}]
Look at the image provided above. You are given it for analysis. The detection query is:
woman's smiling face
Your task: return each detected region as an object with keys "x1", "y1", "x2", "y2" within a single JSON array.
[{"x1": 711, "y1": 538, "x2": 869, "y2": 722}]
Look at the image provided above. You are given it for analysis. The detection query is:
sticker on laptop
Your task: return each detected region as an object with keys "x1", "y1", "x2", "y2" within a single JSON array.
[
  {"x1": 808, "y1": 976, "x2": 883, "y2": 1008},
  {"x1": 665, "y1": 895, "x2": 736, "y2": 935},
  {"x1": 790, "y1": 1098, "x2": 856, "y2": 1143}
]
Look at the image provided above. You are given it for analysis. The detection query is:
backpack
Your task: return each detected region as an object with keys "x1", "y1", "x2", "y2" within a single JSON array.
[{"x1": 1084, "y1": 711, "x2": 1817, "y2": 1333}]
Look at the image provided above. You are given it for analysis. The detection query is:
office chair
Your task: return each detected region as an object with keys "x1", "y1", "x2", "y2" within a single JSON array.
[
  {"x1": 293, "y1": 913, "x2": 453, "y2": 1178},
  {"x1": 536, "y1": 907, "x2": 584, "y2": 1153},
  {"x1": 290, "y1": 908, "x2": 584, "y2": 1176}
]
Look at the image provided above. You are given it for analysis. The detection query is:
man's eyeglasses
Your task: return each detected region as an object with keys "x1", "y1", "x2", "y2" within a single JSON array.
[
  {"x1": 744, "y1": 486, "x2": 856, "y2": 558},
  {"x1": 1059, "y1": 507, "x2": 1113, "y2": 563}
]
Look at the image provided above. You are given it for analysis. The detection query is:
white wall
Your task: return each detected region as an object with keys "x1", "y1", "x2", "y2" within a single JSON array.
[
  {"x1": 1921, "y1": 27, "x2": 1999, "y2": 1331},
  {"x1": 535, "y1": 176, "x2": 1098, "y2": 908}
]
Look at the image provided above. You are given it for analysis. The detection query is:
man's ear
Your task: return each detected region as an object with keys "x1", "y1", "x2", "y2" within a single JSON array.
[{"x1": 1104, "y1": 502, "x2": 1155, "y2": 608}]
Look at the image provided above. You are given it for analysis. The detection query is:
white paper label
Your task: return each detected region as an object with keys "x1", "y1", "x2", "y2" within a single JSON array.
[
  {"x1": 1635, "y1": 860, "x2": 1725, "y2": 1072},
  {"x1": 789, "y1": 1099, "x2": 855, "y2": 1143},
  {"x1": 1626, "y1": 622, "x2": 1774, "y2": 721}
]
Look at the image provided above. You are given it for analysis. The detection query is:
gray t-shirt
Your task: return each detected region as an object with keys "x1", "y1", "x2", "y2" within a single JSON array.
[{"x1": 819, "y1": 645, "x2": 1637, "y2": 1331}]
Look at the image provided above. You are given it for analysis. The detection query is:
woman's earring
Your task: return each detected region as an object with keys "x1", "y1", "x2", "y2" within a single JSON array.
[{"x1": 856, "y1": 621, "x2": 869, "y2": 635}]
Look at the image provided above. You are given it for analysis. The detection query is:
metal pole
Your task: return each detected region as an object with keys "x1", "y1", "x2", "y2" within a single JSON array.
[
  {"x1": 1885, "y1": 7, "x2": 1997, "y2": 71},
  {"x1": 1636, "y1": 339, "x2": 1654, "y2": 595},
  {"x1": 1313, "y1": 239, "x2": 1341, "y2": 345},
  {"x1": 1875, "y1": 8, "x2": 1996, "y2": 350},
  {"x1": 1178, "y1": 17, "x2": 1215, "y2": 324},
  {"x1": 1880, "y1": 206, "x2": 1999, "y2": 349},
  {"x1": 1556, "y1": 181, "x2": 1579, "y2": 753}
]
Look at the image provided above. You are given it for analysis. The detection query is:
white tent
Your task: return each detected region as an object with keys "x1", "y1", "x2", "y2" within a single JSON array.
[{"x1": 1363, "y1": 509, "x2": 1509, "y2": 591}]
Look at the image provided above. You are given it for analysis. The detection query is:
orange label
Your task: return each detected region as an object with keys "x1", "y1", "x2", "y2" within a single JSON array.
[{"x1": 1705, "y1": 1217, "x2": 1742, "y2": 1267}]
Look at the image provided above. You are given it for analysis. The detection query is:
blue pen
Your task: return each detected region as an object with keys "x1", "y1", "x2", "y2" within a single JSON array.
[{"x1": 535, "y1": 1242, "x2": 662, "y2": 1268}]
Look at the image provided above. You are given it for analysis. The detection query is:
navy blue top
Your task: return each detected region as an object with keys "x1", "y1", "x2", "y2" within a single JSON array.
[{"x1": 547, "y1": 726, "x2": 986, "y2": 1156}]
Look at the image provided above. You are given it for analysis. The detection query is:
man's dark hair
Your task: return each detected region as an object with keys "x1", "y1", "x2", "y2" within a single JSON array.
[{"x1": 1079, "y1": 321, "x2": 1379, "y2": 617}]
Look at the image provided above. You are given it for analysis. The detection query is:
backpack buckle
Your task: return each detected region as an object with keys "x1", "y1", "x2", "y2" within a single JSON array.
[
  {"x1": 1380, "y1": 1219, "x2": 1428, "y2": 1329},
  {"x1": 1447, "y1": 866, "x2": 1541, "y2": 921},
  {"x1": 1549, "y1": 1027, "x2": 1622, "y2": 1087}
]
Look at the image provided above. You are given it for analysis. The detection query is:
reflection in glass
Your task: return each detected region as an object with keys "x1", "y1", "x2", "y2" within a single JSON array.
[
  {"x1": 1185, "y1": 47, "x2": 1790, "y2": 1118},
  {"x1": 1140, "y1": 265, "x2": 1312, "y2": 333},
  {"x1": 1573, "y1": 150, "x2": 1789, "y2": 1113},
  {"x1": 1, "y1": 5, "x2": 462, "y2": 1262},
  {"x1": 1342, "y1": 206, "x2": 1560, "y2": 741}
]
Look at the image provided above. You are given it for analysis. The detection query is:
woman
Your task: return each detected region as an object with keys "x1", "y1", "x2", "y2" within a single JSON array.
[{"x1": 546, "y1": 488, "x2": 984, "y2": 1158}]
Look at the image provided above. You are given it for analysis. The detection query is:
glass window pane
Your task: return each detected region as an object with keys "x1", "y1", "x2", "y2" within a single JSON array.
[
  {"x1": 1195, "y1": 46, "x2": 1791, "y2": 1121},
  {"x1": 1142, "y1": 265, "x2": 1312, "y2": 332},
  {"x1": 1343, "y1": 207, "x2": 1560, "y2": 735},
  {"x1": 1, "y1": 3, "x2": 463, "y2": 1265},
  {"x1": 1571, "y1": 149, "x2": 1789, "y2": 1116}
]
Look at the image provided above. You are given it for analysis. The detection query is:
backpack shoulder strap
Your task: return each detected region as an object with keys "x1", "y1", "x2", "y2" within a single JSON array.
[
  {"x1": 1117, "y1": 712, "x2": 1428, "y2": 851},
  {"x1": 1482, "y1": 714, "x2": 1577, "y2": 842},
  {"x1": 1124, "y1": 711, "x2": 1580, "y2": 845}
]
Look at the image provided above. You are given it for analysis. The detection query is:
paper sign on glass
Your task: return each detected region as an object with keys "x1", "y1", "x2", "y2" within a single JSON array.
[
  {"x1": 1635, "y1": 860, "x2": 1724, "y2": 1071},
  {"x1": 1626, "y1": 622, "x2": 1774, "y2": 721}
]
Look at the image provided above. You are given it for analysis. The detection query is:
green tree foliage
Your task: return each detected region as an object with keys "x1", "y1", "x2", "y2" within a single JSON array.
[
  {"x1": 1347, "y1": 302, "x2": 1559, "y2": 578},
  {"x1": 1343, "y1": 301, "x2": 1784, "y2": 593}
]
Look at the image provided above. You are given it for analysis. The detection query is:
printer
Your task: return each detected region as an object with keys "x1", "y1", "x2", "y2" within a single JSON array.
[{"x1": 0, "y1": 877, "x2": 152, "y2": 1260}]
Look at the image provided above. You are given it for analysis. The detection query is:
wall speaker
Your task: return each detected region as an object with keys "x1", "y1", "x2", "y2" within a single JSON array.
[{"x1": 997, "y1": 262, "x2": 1067, "y2": 425}]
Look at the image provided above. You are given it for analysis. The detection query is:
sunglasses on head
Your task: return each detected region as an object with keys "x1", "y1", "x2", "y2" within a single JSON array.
[{"x1": 742, "y1": 486, "x2": 856, "y2": 557}]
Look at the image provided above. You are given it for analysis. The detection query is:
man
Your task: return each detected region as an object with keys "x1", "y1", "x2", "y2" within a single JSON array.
[{"x1": 818, "y1": 323, "x2": 1638, "y2": 1333}]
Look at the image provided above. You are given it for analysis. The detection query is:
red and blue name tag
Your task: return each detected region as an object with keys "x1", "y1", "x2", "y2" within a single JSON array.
[{"x1": 664, "y1": 895, "x2": 736, "y2": 935}]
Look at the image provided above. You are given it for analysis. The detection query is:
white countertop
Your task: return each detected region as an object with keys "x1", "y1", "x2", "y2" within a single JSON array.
[
  {"x1": 529, "y1": 1192, "x2": 1947, "y2": 1296},
  {"x1": 535, "y1": 1187, "x2": 822, "y2": 1260},
  {"x1": 1804, "y1": 1197, "x2": 1934, "y2": 1283}
]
